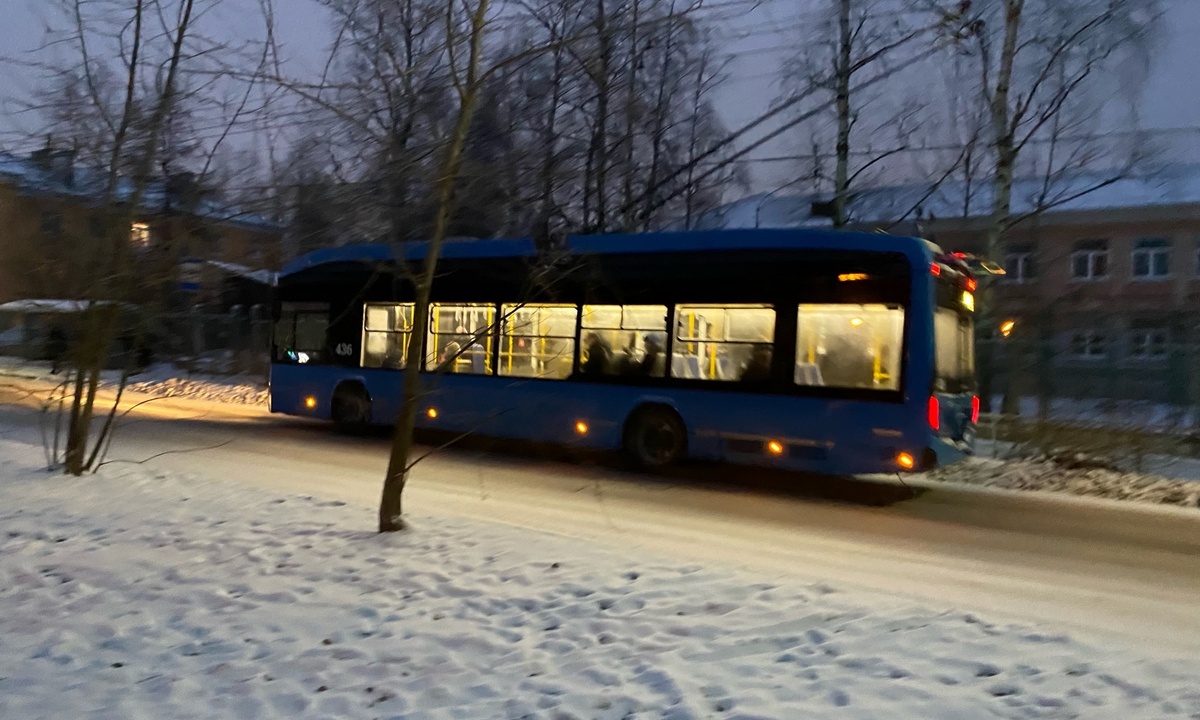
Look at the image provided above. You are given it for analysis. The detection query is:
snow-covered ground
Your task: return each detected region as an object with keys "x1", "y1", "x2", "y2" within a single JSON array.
[
  {"x1": 2, "y1": 438, "x2": 1199, "y2": 720},
  {"x1": 0, "y1": 357, "x2": 267, "y2": 406}
]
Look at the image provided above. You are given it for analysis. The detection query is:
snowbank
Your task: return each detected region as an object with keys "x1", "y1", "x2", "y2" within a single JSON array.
[
  {"x1": 930, "y1": 457, "x2": 1200, "y2": 508},
  {"x1": 120, "y1": 363, "x2": 268, "y2": 406},
  {"x1": 0, "y1": 358, "x2": 268, "y2": 406},
  {"x1": 1, "y1": 439, "x2": 1197, "y2": 719}
]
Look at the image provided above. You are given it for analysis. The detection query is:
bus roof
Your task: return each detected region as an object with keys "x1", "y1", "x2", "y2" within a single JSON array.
[{"x1": 281, "y1": 228, "x2": 931, "y2": 278}]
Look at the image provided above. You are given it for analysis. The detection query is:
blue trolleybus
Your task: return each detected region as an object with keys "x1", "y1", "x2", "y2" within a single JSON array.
[{"x1": 270, "y1": 229, "x2": 978, "y2": 474}]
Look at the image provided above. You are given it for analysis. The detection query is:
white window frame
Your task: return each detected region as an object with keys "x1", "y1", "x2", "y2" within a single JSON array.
[
  {"x1": 1130, "y1": 242, "x2": 1170, "y2": 281},
  {"x1": 1003, "y1": 252, "x2": 1033, "y2": 284},
  {"x1": 1068, "y1": 330, "x2": 1108, "y2": 360},
  {"x1": 1070, "y1": 248, "x2": 1108, "y2": 281},
  {"x1": 1128, "y1": 327, "x2": 1168, "y2": 360}
]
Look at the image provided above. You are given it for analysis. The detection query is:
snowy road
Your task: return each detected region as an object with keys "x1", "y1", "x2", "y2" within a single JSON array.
[{"x1": 0, "y1": 395, "x2": 1197, "y2": 659}]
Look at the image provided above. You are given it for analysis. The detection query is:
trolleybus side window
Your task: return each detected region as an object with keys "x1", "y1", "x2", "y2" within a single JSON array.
[
  {"x1": 795, "y1": 304, "x2": 904, "y2": 390},
  {"x1": 579, "y1": 305, "x2": 669, "y2": 378},
  {"x1": 499, "y1": 304, "x2": 579, "y2": 380},
  {"x1": 426, "y1": 303, "x2": 496, "y2": 374},
  {"x1": 673, "y1": 304, "x2": 776, "y2": 382},
  {"x1": 361, "y1": 303, "x2": 414, "y2": 369}
]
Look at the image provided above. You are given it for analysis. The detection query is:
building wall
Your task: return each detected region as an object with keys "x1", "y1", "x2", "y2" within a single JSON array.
[
  {"x1": 0, "y1": 178, "x2": 282, "y2": 306},
  {"x1": 926, "y1": 210, "x2": 1200, "y2": 405}
]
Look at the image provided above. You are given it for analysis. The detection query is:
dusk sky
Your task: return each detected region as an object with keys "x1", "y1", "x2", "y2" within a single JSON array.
[{"x1": 2, "y1": 0, "x2": 1197, "y2": 193}]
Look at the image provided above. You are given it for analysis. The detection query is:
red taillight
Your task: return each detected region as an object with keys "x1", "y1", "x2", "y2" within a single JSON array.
[
  {"x1": 971, "y1": 395, "x2": 980, "y2": 424},
  {"x1": 928, "y1": 396, "x2": 940, "y2": 431},
  {"x1": 965, "y1": 277, "x2": 977, "y2": 292},
  {"x1": 930, "y1": 263, "x2": 942, "y2": 276}
]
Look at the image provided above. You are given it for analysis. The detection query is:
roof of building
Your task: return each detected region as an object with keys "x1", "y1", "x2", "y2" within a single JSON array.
[
  {"x1": 698, "y1": 165, "x2": 1200, "y2": 231},
  {"x1": 281, "y1": 228, "x2": 932, "y2": 277},
  {"x1": 206, "y1": 260, "x2": 278, "y2": 286},
  {"x1": 0, "y1": 150, "x2": 280, "y2": 232}
]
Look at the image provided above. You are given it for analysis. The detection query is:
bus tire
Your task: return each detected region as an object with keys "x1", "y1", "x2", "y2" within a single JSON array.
[
  {"x1": 331, "y1": 382, "x2": 371, "y2": 434},
  {"x1": 623, "y1": 405, "x2": 687, "y2": 470}
]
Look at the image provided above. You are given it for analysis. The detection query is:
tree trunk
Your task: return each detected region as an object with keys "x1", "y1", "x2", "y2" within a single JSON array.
[
  {"x1": 380, "y1": 0, "x2": 491, "y2": 533},
  {"x1": 833, "y1": 0, "x2": 852, "y2": 228}
]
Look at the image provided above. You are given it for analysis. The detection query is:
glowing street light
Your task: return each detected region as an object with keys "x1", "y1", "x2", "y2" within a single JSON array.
[{"x1": 999, "y1": 320, "x2": 1016, "y2": 338}]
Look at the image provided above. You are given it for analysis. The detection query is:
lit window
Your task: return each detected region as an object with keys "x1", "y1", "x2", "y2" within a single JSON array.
[
  {"x1": 1003, "y1": 252, "x2": 1033, "y2": 283},
  {"x1": 579, "y1": 305, "x2": 668, "y2": 378},
  {"x1": 1070, "y1": 240, "x2": 1108, "y2": 281},
  {"x1": 674, "y1": 304, "x2": 776, "y2": 382},
  {"x1": 361, "y1": 303, "x2": 414, "y2": 369},
  {"x1": 130, "y1": 222, "x2": 151, "y2": 248},
  {"x1": 426, "y1": 303, "x2": 495, "y2": 374},
  {"x1": 499, "y1": 304, "x2": 578, "y2": 380},
  {"x1": 1069, "y1": 331, "x2": 1107, "y2": 360},
  {"x1": 1129, "y1": 325, "x2": 1168, "y2": 360},
  {"x1": 1131, "y1": 239, "x2": 1170, "y2": 280},
  {"x1": 796, "y1": 304, "x2": 905, "y2": 391}
]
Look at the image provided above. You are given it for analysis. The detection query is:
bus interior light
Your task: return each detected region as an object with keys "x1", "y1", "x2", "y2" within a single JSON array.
[
  {"x1": 304, "y1": 396, "x2": 317, "y2": 409},
  {"x1": 896, "y1": 452, "x2": 916, "y2": 470},
  {"x1": 575, "y1": 421, "x2": 589, "y2": 435},
  {"x1": 766, "y1": 440, "x2": 785, "y2": 456},
  {"x1": 849, "y1": 317, "x2": 864, "y2": 327}
]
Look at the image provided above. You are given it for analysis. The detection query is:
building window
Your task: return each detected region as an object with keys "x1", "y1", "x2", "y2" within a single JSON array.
[
  {"x1": 426, "y1": 303, "x2": 495, "y2": 374},
  {"x1": 673, "y1": 304, "x2": 776, "y2": 381},
  {"x1": 579, "y1": 305, "x2": 668, "y2": 377},
  {"x1": 796, "y1": 304, "x2": 905, "y2": 390},
  {"x1": 1069, "y1": 331, "x2": 1108, "y2": 360},
  {"x1": 1131, "y1": 239, "x2": 1170, "y2": 280},
  {"x1": 1129, "y1": 325, "x2": 1168, "y2": 360},
  {"x1": 1070, "y1": 240, "x2": 1108, "y2": 281},
  {"x1": 130, "y1": 222, "x2": 151, "y2": 249},
  {"x1": 1003, "y1": 252, "x2": 1034, "y2": 283},
  {"x1": 499, "y1": 304, "x2": 578, "y2": 380},
  {"x1": 41, "y1": 211, "x2": 62, "y2": 237},
  {"x1": 361, "y1": 303, "x2": 414, "y2": 369}
]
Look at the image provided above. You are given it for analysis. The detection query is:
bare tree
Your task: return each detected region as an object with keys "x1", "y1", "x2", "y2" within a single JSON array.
[
  {"x1": 780, "y1": 0, "x2": 933, "y2": 227},
  {"x1": 23, "y1": 0, "x2": 275, "y2": 474},
  {"x1": 949, "y1": 0, "x2": 1161, "y2": 413}
]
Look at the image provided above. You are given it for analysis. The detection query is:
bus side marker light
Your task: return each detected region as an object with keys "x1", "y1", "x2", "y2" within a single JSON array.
[
  {"x1": 426, "y1": 408, "x2": 439, "y2": 419},
  {"x1": 897, "y1": 452, "x2": 916, "y2": 470},
  {"x1": 766, "y1": 440, "x2": 785, "y2": 456},
  {"x1": 575, "y1": 421, "x2": 589, "y2": 435},
  {"x1": 304, "y1": 396, "x2": 317, "y2": 409}
]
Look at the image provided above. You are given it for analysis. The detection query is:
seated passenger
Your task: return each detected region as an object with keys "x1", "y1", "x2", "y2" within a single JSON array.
[
  {"x1": 437, "y1": 341, "x2": 462, "y2": 372},
  {"x1": 637, "y1": 333, "x2": 666, "y2": 377},
  {"x1": 740, "y1": 344, "x2": 773, "y2": 382},
  {"x1": 581, "y1": 332, "x2": 613, "y2": 375}
]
